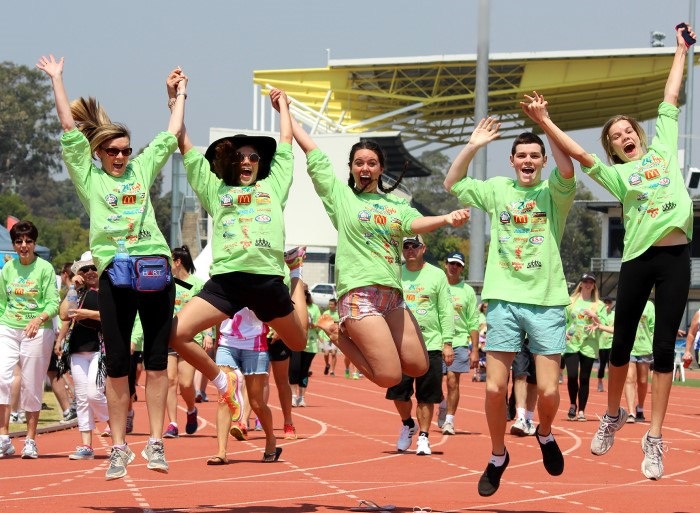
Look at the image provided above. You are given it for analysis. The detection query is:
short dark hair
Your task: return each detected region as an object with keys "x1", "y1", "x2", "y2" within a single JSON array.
[
  {"x1": 9, "y1": 220, "x2": 38, "y2": 242},
  {"x1": 511, "y1": 132, "x2": 546, "y2": 156}
]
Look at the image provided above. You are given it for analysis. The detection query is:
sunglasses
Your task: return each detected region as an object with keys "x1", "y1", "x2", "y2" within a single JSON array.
[
  {"x1": 79, "y1": 265, "x2": 97, "y2": 273},
  {"x1": 236, "y1": 152, "x2": 260, "y2": 163},
  {"x1": 101, "y1": 146, "x2": 133, "y2": 157},
  {"x1": 403, "y1": 243, "x2": 422, "y2": 250},
  {"x1": 13, "y1": 239, "x2": 35, "y2": 245}
]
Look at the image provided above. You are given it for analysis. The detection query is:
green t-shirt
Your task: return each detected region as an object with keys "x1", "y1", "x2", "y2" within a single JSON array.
[
  {"x1": 451, "y1": 169, "x2": 576, "y2": 306},
  {"x1": 564, "y1": 296, "x2": 607, "y2": 358},
  {"x1": 581, "y1": 102, "x2": 693, "y2": 262},
  {"x1": 175, "y1": 274, "x2": 206, "y2": 344},
  {"x1": 633, "y1": 301, "x2": 655, "y2": 356},
  {"x1": 183, "y1": 143, "x2": 293, "y2": 277},
  {"x1": 600, "y1": 309, "x2": 614, "y2": 350},
  {"x1": 61, "y1": 129, "x2": 177, "y2": 276},
  {"x1": 0, "y1": 258, "x2": 59, "y2": 330},
  {"x1": 306, "y1": 302, "x2": 321, "y2": 353},
  {"x1": 131, "y1": 315, "x2": 144, "y2": 352},
  {"x1": 448, "y1": 281, "x2": 479, "y2": 348},
  {"x1": 305, "y1": 148, "x2": 423, "y2": 298},
  {"x1": 401, "y1": 263, "x2": 454, "y2": 351}
]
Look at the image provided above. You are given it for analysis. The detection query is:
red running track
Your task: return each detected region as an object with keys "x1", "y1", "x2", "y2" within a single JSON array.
[{"x1": 1, "y1": 359, "x2": 700, "y2": 512}]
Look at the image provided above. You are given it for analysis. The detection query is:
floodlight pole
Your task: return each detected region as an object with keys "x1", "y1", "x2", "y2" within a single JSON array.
[{"x1": 469, "y1": 0, "x2": 490, "y2": 284}]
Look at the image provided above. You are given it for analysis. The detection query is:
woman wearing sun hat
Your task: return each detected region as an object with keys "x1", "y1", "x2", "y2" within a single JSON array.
[
  {"x1": 166, "y1": 85, "x2": 308, "y2": 440},
  {"x1": 56, "y1": 251, "x2": 109, "y2": 461},
  {"x1": 0, "y1": 221, "x2": 59, "y2": 459}
]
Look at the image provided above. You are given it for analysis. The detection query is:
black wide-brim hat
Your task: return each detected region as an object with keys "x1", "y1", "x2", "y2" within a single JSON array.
[{"x1": 204, "y1": 134, "x2": 277, "y2": 181}]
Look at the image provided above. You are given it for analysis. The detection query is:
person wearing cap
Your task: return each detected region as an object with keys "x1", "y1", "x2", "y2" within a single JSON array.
[
  {"x1": 444, "y1": 100, "x2": 576, "y2": 496},
  {"x1": 39, "y1": 56, "x2": 187, "y2": 479},
  {"x1": 597, "y1": 297, "x2": 615, "y2": 393},
  {"x1": 289, "y1": 117, "x2": 470, "y2": 390},
  {"x1": 511, "y1": 26, "x2": 695, "y2": 480},
  {"x1": 387, "y1": 236, "x2": 455, "y2": 456},
  {"x1": 0, "y1": 221, "x2": 59, "y2": 460},
  {"x1": 435, "y1": 250, "x2": 479, "y2": 436},
  {"x1": 563, "y1": 273, "x2": 606, "y2": 422},
  {"x1": 167, "y1": 86, "x2": 308, "y2": 453},
  {"x1": 55, "y1": 251, "x2": 109, "y2": 461}
]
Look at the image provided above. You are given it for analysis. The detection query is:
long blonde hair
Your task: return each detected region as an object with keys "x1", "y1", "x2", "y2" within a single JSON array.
[
  {"x1": 570, "y1": 279, "x2": 601, "y2": 308},
  {"x1": 70, "y1": 97, "x2": 130, "y2": 154}
]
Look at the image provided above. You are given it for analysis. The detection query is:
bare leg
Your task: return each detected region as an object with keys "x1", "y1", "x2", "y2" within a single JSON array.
[
  {"x1": 533, "y1": 354, "x2": 561, "y2": 435},
  {"x1": 624, "y1": 364, "x2": 637, "y2": 415},
  {"x1": 484, "y1": 351, "x2": 516, "y2": 455},
  {"x1": 145, "y1": 370, "x2": 168, "y2": 439},
  {"x1": 165, "y1": 354, "x2": 179, "y2": 424},
  {"x1": 105, "y1": 376, "x2": 130, "y2": 446}
]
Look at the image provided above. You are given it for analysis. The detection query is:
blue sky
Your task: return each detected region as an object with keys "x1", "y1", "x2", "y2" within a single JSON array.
[{"x1": 2, "y1": 0, "x2": 697, "y2": 200}]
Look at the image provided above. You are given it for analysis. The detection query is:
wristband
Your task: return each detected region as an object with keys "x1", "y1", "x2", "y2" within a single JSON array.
[{"x1": 176, "y1": 92, "x2": 187, "y2": 99}]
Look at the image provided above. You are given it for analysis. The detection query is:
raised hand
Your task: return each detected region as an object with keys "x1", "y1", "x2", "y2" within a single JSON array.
[
  {"x1": 520, "y1": 90, "x2": 550, "y2": 124},
  {"x1": 269, "y1": 88, "x2": 289, "y2": 113},
  {"x1": 469, "y1": 117, "x2": 501, "y2": 148},
  {"x1": 35, "y1": 54, "x2": 64, "y2": 79},
  {"x1": 445, "y1": 208, "x2": 471, "y2": 227}
]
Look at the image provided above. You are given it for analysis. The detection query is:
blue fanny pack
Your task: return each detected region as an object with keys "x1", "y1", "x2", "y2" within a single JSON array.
[{"x1": 107, "y1": 256, "x2": 171, "y2": 292}]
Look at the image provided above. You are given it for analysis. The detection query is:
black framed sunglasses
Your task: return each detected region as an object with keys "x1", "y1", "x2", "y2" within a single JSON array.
[
  {"x1": 403, "y1": 242, "x2": 422, "y2": 250},
  {"x1": 101, "y1": 146, "x2": 133, "y2": 157},
  {"x1": 13, "y1": 239, "x2": 35, "y2": 245},
  {"x1": 236, "y1": 152, "x2": 260, "y2": 163},
  {"x1": 79, "y1": 265, "x2": 97, "y2": 273}
]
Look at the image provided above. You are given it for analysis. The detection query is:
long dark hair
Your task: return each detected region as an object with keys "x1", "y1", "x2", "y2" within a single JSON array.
[
  {"x1": 347, "y1": 140, "x2": 407, "y2": 195},
  {"x1": 171, "y1": 245, "x2": 196, "y2": 274}
]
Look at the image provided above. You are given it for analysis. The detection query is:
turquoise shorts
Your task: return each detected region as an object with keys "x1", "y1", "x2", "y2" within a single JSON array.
[{"x1": 485, "y1": 300, "x2": 566, "y2": 355}]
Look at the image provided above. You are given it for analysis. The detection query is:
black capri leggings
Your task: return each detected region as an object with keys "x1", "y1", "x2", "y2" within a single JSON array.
[
  {"x1": 597, "y1": 348, "x2": 611, "y2": 379},
  {"x1": 289, "y1": 351, "x2": 316, "y2": 388},
  {"x1": 610, "y1": 244, "x2": 689, "y2": 373},
  {"x1": 563, "y1": 352, "x2": 596, "y2": 411},
  {"x1": 99, "y1": 272, "x2": 175, "y2": 377}
]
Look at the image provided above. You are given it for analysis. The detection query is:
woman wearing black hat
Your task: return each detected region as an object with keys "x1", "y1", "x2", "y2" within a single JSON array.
[
  {"x1": 288, "y1": 116, "x2": 470, "y2": 388},
  {"x1": 563, "y1": 273, "x2": 606, "y2": 422},
  {"x1": 166, "y1": 86, "x2": 308, "y2": 441}
]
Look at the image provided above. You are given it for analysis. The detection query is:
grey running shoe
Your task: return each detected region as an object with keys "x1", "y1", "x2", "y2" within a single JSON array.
[
  {"x1": 69, "y1": 445, "x2": 95, "y2": 460},
  {"x1": 142, "y1": 440, "x2": 169, "y2": 473},
  {"x1": 591, "y1": 407, "x2": 627, "y2": 456},
  {"x1": 125, "y1": 410, "x2": 135, "y2": 434},
  {"x1": 442, "y1": 421, "x2": 456, "y2": 435},
  {"x1": 105, "y1": 445, "x2": 135, "y2": 481},
  {"x1": 21, "y1": 439, "x2": 38, "y2": 459},
  {"x1": 641, "y1": 431, "x2": 667, "y2": 480},
  {"x1": 0, "y1": 439, "x2": 15, "y2": 458},
  {"x1": 437, "y1": 404, "x2": 447, "y2": 428}
]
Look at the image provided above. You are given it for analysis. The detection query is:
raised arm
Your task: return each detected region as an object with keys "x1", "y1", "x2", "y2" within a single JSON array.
[
  {"x1": 36, "y1": 55, "x2": 75, "y2": 132},
  {"x1": 665, "y1": 23, "x2": 696, "y2": 106},
  {"x1": 443, "y1": 117, "x2": 501, "y2": 192},
  {"x1": 166, "y1": 68, "x2": 187, "y2": 138},
  {"x1": 269, "y1": 89, "x2": 292, "y2": 146},
  {"x1": 166, "y1": 68, "x2": 194, "y2": 155},
  {"x1": 520, "y1": 90, "x2": 595, "y2": 168},
  {"x1": 520, "y1": 93, "x2": 574, "y2": 179},
  {"x1": 410, "y1": 208, "x2": 471, "y2": 234}
]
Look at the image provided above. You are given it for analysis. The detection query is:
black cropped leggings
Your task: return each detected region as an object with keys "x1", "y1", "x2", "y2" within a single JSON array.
[{"x1": 610, "y1": 244, "x2": 689, "y2": 373}]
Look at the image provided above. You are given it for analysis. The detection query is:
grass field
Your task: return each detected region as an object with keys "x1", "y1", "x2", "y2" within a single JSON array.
[{"x1": 9, "y1": 388, "x2": 64, "y2": 434}]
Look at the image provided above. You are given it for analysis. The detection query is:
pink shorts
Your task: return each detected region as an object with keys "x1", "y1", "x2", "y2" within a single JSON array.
[{"x1": 338, "y1": 285, "x2": 405, "y2": 330}]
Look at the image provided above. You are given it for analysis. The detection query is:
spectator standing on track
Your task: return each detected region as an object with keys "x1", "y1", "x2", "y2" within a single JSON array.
[
  {"x1": 56, "y1": 251, "x2": 109, "y2": 460},
  {"x1": 444, "y1": 98, "x2": 576, "y2": 496},
  {"x1": 525, "y1": 25, "x2": 696, "y2": 480},
  {"x1": 289, "y1": 289, "x2": 320, "y2": 407},
  {"x1": 438, "y1": 250, "x2": 479, "y2": 436},
  {"x1": 387, "y1": 236, "x2": 454, "y2": 456},
  {"x1": 320, "y1": 298, "x2": 339, "y2": 376},
  {"x1": 0, "y1": 221, "x2": 60, "y2": 459},
  {"x1": 563, "y1": 273, "x2": 606, "y2": 422},
  {"x1": 597, "y1": 297, "x2": 615, "y2": 393}
]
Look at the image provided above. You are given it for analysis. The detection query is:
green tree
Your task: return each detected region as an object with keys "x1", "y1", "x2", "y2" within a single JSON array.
[
  {"x1": 0, "y1": 62, "x2": 62, "y2": 192},
  {"x1": 0, "y1": 192, "x2": 31, "y2": 223},
  {"x1": 560, "y1": 183, "x2": 602, "y2": 286}
]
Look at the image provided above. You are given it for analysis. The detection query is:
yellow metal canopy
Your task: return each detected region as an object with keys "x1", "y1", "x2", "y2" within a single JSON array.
[{"x1": 254, "y1": 47, "x2": 700, "y2": 150}]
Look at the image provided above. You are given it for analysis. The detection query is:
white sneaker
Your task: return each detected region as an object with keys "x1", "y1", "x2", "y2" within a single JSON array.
[
  {"x1": 0, "y1": 439, "x2": 15, "y2": 458},
  {"x1": 416, "y1": 434, "x2": 431, "y2": 455},
  {"x1": 298, "y1": 397, "x2": 306, "y2": 407},
  {"x1": 397, "y1": 424, "x2": 417, "y2": 451},
  {"x1": 442, "y1": 421, "x2": 455, "y2": 435},
  {"x1": 641, "y1": 431, "x2": 667, "y2": 480},
  {"x1": 524, "y1": 419, "x2": 537, "y2": 436},
  {"x1": 510, "y1": 417, "x2": 527, "y2": 437},
  {"x1": 21, "y1": 439, "x2": 38, "y2": 459},
  {"x1": 591, "y1": 407, "x2": 627, "y2": 455}
]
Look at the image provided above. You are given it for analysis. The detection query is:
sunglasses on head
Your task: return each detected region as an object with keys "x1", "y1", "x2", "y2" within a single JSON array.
[
  {"x1": 13, "y1": 239, "x2": 34, "y2": 245},
  {"x1": 235, "y1": 152, "x2": 260, "y2": 163},
  {"x1": 403, "y1": 242, "x2": 422, "y2": 250},
  {"x1": 101, "y1": 146, "x2": 133, "y2": 157},
  {"x1": 79, "y1": 265, "x2": 97, "y2": 273}
]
